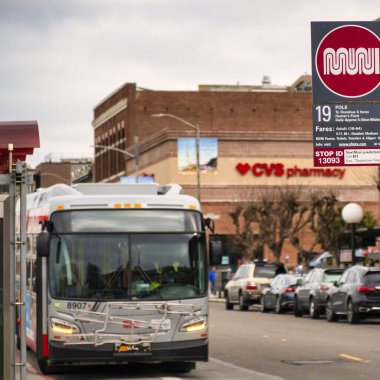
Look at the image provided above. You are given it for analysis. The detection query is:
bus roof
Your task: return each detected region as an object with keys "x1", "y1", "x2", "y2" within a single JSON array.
[{"x1": 28, "y1": 183, "x2": 201, "y2": 214}]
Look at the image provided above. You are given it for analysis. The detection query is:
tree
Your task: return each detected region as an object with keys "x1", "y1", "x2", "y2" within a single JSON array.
[
  {"x1": 228, "y1": 205, "x2": 265, "y2": 261},
  {"x1": 229, "y1": 187, "x2": 305, "y2": 263},
  {"x1": 310, "y1": 193, "x2": 376, "y2": 265}
]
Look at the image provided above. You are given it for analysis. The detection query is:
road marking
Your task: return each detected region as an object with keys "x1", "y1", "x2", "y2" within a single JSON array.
[
  {"x1": 263, "y1": 335, "x2": 270, "y2": 338},
  {"x1": 340, "y1": 353, "x2": 370, "y2": 363},
  {"x1": 281, "y1": 338, "x2": 287, "y2": 342},
  {"x1": 210, "y1": 357, "x2": 285, "y2": 379}
]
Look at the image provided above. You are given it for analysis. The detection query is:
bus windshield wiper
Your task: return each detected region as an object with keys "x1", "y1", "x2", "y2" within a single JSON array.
[
  {"x1": 134, "y1": 265, "x2": 163, "y2": 300},
  {"x1": 97, "y1": 265, "x2": 125, "y2": 299}
]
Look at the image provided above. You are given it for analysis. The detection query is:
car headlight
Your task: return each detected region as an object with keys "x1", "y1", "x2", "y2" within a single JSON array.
[
  {"x1": 180, "y1": 316, "x2": 207, "y2": 333},
  {"x1": 51, "y1": 318, "x2": 80, "y2": 334}
]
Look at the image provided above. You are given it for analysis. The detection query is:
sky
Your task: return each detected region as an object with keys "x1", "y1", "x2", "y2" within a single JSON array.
[{"x1": 0, "y1": 0, "x2": 379, "y2": 168}]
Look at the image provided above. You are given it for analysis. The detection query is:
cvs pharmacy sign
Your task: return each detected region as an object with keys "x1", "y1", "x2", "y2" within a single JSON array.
[{"x1": 236, "y1": 162, "x2": 345, "y2": 180}]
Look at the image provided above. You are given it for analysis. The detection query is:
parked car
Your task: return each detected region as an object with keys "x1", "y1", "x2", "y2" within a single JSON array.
[
  {"x1": 224, "y1": 261, "x2": 286, "y2": 311},
  {"x1": 260, "y1": 274, "x2": 303, "y2": 314},
  {"x1": 325, "y1": 266, "x2": 380, "y2": 324},
  {"x1": 294, "y1": 267, "x2": 345, "y2": 319}
]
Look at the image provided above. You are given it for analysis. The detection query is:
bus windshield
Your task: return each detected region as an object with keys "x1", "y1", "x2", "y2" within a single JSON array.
[{"x1": 49, "y1": 233, "x2": 207, "y2": 301}]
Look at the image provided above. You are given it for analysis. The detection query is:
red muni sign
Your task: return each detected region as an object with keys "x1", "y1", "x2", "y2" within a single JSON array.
[{"x1": 315, "y1": 25, "x2": 380, "y2": 98}]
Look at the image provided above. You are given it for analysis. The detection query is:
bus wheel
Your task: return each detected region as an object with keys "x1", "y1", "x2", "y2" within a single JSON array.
[
  {"x1": 161, "y1": 361, "x2": 196, "y2": 373},
  {"x1": 38, "y1": 359, "x2": 58, "y2": 374}
]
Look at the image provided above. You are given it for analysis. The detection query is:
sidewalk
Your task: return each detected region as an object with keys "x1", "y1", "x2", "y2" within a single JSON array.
[
  {"x1": 209, "y1": 294, "x2": 225, "y2": 303},
  {"x1": 13, "y1": 354, "x2": 53, "y2": 380}
]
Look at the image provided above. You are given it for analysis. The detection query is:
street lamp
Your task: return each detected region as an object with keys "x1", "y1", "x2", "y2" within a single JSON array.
[
  {"x1": 91, "y1": 136, "x2": 140, "y2": 183},
  {"x1": 151, "y1": 113, "x2": 201, "y2": 202},
  {"x1": 342, "y1": 203, "x2": 364, "y2": 266}
]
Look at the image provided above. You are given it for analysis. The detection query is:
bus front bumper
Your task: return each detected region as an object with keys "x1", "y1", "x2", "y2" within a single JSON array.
[{"x1": 48, "y1": 338, "x2": 208, "y2": 365}]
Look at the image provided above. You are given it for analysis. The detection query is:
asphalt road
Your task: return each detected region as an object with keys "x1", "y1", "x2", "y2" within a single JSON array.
[
  {"x1": 20, "y1": 301, "x2": 380, "y2": 379},
  {"x1": 210, "y1": 301, "x2": 380, "y2": 380}
]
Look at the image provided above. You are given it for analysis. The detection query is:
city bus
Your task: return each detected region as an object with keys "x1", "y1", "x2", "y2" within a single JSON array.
[{"x1": 18, "y1": 183, "x2": 209, "y2": 373}]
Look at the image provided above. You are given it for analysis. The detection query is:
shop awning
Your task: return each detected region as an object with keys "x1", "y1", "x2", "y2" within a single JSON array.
[{"x1": 0, "y1": 121, "x2": 40, "y2": 172}]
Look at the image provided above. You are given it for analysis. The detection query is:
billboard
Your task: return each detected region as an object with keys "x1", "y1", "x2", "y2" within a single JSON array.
[{"x1": 178, "y1": 138, "x2": 218, "y2": 173}]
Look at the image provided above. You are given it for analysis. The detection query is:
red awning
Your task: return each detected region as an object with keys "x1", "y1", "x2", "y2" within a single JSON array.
[{"x1": 0, "y1": 121, "x2": 40, "y2": 172}]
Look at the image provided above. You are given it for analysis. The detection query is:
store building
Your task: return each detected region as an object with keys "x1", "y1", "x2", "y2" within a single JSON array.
[{"x1": 92, "y1": 76, "x2": 380, "y2": 266}]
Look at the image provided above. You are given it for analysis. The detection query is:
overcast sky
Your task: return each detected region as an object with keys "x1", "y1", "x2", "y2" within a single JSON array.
[{"x1": 1, "y1": 0, "x2": 379, "y2": 168}]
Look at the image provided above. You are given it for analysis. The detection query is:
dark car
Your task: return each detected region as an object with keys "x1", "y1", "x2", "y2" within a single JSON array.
[
  {"x1": 260, "y1": 274, "x2": 303, "y2": 314},
  {"x1": 325, "y1": 266, "x2": 380, "y2": 324},
  {"x1": 294, "y1": 267, "x2": 345, "y2": 319},
  {"x1": 224, "y1": 261, "x2": 286, "y2": 311}
]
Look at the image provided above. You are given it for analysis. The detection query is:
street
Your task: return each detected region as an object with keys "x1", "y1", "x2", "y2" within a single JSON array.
[{"x1": 21, "y1": 301, "x2": 380, "y2": 380}]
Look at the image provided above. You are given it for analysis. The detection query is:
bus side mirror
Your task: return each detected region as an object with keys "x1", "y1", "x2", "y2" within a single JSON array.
[
  {"x1": 37, "y1": 233, "x2": 50, "y2": 257},
  {"x1": 205, "y1": 218, "x2": 215, "y2": 233},
  {"x1": 209, "y1": 240, "x2": 222, "y2": 265}
]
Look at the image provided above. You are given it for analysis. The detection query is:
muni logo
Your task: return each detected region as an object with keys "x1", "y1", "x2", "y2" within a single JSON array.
[
  {"x1": 316, "y1": 25, "x2": 380, "y2": 98},
  {"x1": 323, "y1": 47, "x2": 379, "y2": 76}
]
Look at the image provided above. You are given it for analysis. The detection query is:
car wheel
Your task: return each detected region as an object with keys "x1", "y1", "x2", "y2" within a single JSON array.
[
  {"x1": 294, "y1": 297, "x2": 303, "y2": 317},
  {"x1": 260, "y1": 296, "x2": 269, "y2": 313},
  {"x1": 325, "y1": 298, "x2": 338, "y2": 322},
  {"x1": 275, "y1": 296, "x2": 284, "y2": 314},
  {"x1": 309, "y1": 297, "x2": 320, "y2": 319},
  {"x1": 225, "y1": 291, "x2": 233, "y2": 310},
  {"x1": 239, "y1": 292, "x2": 249, "y2": 311},
  {"x1": 347, "y1": 299, "x2": 360, "y2": 324}
]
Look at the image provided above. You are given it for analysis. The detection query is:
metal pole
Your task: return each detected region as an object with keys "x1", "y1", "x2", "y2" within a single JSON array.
[
  {"x1": 8, "y1": 158, "x2": 16, "y2": 380},
  {"x1": 195, "y1": 126, "x2": 201, "y2": 202},
  {"x1": 19, "y1": 162, "x2": 27, "y2": 380},
  {"x1": 151, "y1": 114, "x2": 201, "y2": 202},
  {"x1": 134, "y1": 136, "x2": 140, "y2": 184},
  {"x1": 351, "y1": 223, "x2": 356, "y2": 266}
]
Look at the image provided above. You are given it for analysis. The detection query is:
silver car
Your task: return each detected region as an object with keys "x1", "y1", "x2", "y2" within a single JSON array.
[{"x1": 224, "y1": 262, "x2": 286, "y2": 311}]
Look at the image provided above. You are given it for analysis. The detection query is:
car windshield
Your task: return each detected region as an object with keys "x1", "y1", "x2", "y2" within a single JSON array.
[
  {"x1": 363, "y1": 272, "x2": 380, "y2": 286},
  {"x1": 323, "y1": 271, "x2": 343, "y2": 283},
  {"x1": 49, "y1": 233, "x2": 207, "y2": 301},
  {"x1": 254, "y1": 265, "x2": 285, "y2": 278}
]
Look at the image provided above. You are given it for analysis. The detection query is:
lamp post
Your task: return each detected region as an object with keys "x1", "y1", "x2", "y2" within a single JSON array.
[
  {"x1": 151, "y1": 113, "x2": 201, "y2": 202},
  {"x1": 91, "y1": 137, "x2": 140, "y2": 183},
  {"x1": 342, "y1": 203, "x2": 364, "y2": 266}
]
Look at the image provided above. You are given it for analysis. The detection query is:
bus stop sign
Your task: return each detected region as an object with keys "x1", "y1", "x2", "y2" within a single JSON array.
[{"x1": 311, "y1": 22, "x2": 380, "y2": 166}]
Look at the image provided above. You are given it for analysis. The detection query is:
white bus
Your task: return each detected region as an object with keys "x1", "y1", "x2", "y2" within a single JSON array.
[{"x1": 18, "y1": 183, "x2": 209, "y2": 373}]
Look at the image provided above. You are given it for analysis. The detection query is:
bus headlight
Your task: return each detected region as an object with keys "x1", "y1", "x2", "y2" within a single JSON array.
[
  {"x1": 180, "y1": 316, "x2": 207, "y2": 333},
  {"x1": 51, "y1": 318, "x2": 80, "y2": 334}
]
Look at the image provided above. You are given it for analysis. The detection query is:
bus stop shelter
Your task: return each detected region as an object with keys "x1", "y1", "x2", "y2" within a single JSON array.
[{"x1": 0, "y1": 120, "x2": 39, "y2": 380}]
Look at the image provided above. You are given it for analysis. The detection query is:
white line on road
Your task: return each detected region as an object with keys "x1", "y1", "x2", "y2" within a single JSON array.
[{"x1": 210, "y1": 357, "x2": 285, "y2": 380}]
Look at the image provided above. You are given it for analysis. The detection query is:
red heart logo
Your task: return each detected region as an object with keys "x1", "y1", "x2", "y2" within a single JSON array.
[{"x1": 236, "y1": 163, "x2": 250, "y2": 175}]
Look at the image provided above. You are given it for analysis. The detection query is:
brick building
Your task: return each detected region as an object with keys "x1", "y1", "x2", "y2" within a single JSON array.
[
  {"x1": 34, "y1": 153, "x2": 93, "y2": 188},
  {"x1": 92, "y1": 76, "x2": 380, "y2": 267}
]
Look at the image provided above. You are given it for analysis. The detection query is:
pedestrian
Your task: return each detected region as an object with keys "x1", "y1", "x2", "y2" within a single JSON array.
[{"x1": 209, "y1": 266, "x2": 216, "y2": 296}]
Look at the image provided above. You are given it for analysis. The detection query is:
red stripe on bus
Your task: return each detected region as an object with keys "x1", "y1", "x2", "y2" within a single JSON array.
[{"x1": 42, "y1": 334, "x2": 49, "y2": 357}]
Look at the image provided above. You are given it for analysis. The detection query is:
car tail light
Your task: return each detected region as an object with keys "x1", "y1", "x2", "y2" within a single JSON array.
[
  {"x1": 319, "y1": 285, "x2": 330, "y2": 292},
  {"x1": 285, "y1": 287, "x2": 295, "y2": 293},
  {"x1": 357, "y1": 286, "x2": 376, "y2": 293},
  {"x1": 246, "y1": 281, "x2": 257, "y2": 290}
]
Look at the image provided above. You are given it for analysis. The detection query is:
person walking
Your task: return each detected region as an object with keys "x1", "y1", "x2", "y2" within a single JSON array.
[{"x1": 209, "y1": 266, "x2": 216, "y2": 296}]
